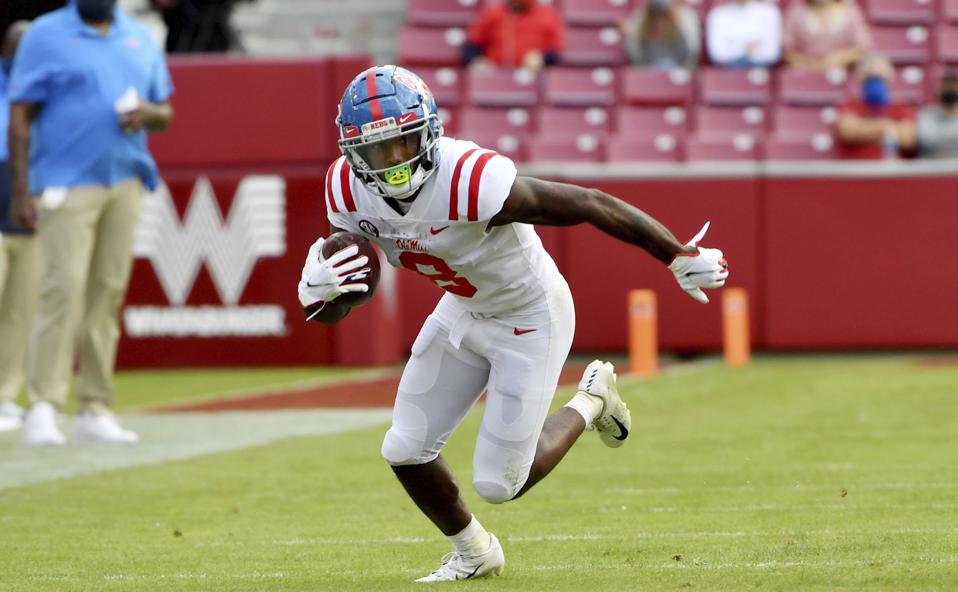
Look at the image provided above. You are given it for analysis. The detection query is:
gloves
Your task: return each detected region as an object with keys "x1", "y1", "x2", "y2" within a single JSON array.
[
  {"x1": 297, "y1": 237, "x2": 370, "y2": 312},
  {"x1": 667, "y1": 222, "x2": 729, "y2": 304}
]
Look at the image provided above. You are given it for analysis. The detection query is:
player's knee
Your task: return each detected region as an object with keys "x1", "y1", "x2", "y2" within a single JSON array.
[
  {"x1": 381, "y1": 427, "x2": 432, "y2": 466},
  {"x1": 472, "y1": 479, "x2": 517, "y2": 504}
]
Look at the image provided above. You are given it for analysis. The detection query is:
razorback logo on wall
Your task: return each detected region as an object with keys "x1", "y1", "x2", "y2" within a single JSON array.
[{"x1": 124, "y1": 175, "x2": 287, "y2": 338}]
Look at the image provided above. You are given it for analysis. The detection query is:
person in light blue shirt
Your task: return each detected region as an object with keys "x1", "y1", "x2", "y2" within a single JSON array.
[
  {"x1": 0, "y1": 20, "x2": 34, "y2": 432},
  {"x1": 7, "y1": 0, "x2": 174, "y2": 446}
]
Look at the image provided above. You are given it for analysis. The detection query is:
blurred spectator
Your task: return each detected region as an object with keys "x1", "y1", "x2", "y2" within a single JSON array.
[
  {"x1": 916, "y1": 71, "x2": 958, "y2": 159},
  {"x1": 835, "y1": 54, "x2": 916, "y2": 159},
  {"x1": 150, "y1": 0, "x2": 240, "y2": 53},
  {"x1": 8, "y1": 0, "x2": 173, "y2": 445},
  {"x1": 623, "y1": 0, "x2": 700, "y2": 70},
  {"x1": 706, "y1": 0, "x2": 782, "y2": 68},
  {"x1": 0, "y1": 20, "x2": 32, "y2": 433},
  {"x1": 463, "y1": 0, "x2": 564, "y2": 70},
  {"x1": 783, "y1": 0, "x2": 873, "y2": 71}
]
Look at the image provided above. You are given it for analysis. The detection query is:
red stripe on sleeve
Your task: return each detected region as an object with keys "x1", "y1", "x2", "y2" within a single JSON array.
[
  {"x1": 449, "y1": 148, "x2": 479, "y2": 221},
  {"x1": 365, "y1": 69, "x2": 383, "y2": 122},
  {"x1": 467, "y1": 151, "x2": 497, "y2": 222},
  {"x1": 325, "y1": 160, "x2": 339, "y2": 214},
  {"x1": 339, "y1": 160, "x2": 357, "y2": 212}
]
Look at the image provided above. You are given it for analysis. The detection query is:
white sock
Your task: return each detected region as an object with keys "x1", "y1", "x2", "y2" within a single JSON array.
[
  {"x1": 565, "y1": 392, "x2": 603, "y2": 426},
  {"x1": 448, "y1": 515, "x2": 491, "y2": 557}
]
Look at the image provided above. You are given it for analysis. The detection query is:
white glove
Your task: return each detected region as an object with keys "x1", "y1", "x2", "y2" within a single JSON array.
[
  {"x1": 667, "y1": 222, "x2": 729, "y2": 304},
  {"x1": 297, "y1": 237, "x2": 370, "y2": 310}
]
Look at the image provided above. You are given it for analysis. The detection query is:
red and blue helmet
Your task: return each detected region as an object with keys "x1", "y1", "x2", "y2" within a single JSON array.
[{"x1": 337, "y1": 65, "x2": 444, "y2": 200}]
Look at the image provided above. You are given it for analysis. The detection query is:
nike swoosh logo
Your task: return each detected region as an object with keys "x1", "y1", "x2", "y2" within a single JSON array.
[
  {"x1": 462, "y1": 561, "x2": 485, "y2": 580},
  {"x1": 611, "y1": 416, "x2": 629, "y2": 441},
  {"x1": 430, "y1": 226, "x2": 450, "y2": 235},
  {"x1": 513, "y1": 328, "x2": 536, "y2": 336},
  {"x1": 306, "y1": 281, "x2": 323, "y2": 288},
  {"x1": 398, "y1": 113, "x2": 417, "y2": 124}
]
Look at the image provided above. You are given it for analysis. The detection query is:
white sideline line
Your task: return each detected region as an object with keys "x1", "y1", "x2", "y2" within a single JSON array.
[
  {"x1": 524, "y1": 557, "x2": 958, "y2": 572},
  {"x1": 611, "y1": 482, "x2": 958, "y2": 496}
]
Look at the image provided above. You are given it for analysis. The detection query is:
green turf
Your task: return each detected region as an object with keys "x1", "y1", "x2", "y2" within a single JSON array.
[{"x1": 1, "y1": 355, "x2": 957, "y2": 591}]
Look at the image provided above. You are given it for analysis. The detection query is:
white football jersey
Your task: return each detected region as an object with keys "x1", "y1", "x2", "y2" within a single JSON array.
[{"x1": 325, "y1": 137, "x2": 561, "y2": 315}]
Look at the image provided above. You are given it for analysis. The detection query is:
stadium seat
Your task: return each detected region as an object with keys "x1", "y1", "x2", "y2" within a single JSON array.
[
  {"x1": 606, "y1": 134, "x2": 685, "y2": 162},
  {"x1": 945, "y1": 0, "x2": 958, "y2": 22},
  {"x1": 771, "y1": 105, "x2": 840, "y2": 137},
  {"x1": 776, "y1": 67, "x2": 850, "y2": 106},
  {"x1": 398, "y1": 26, "x2": 467, "y2": 67},
  {"x1": 438, "y1": 107, "x2": 460, "y2": 136},
  {"x1": 872, "y1": 25, "x2": 932, "y2": 64},
  {"x1": 864, "y1": 0, "x2": 936, "y2": 25},
  {"x1": 413, "y1": 67, "x2": 464, "y2": 108},
  {"x1": 463, "y1": 129, "x2": 532, "y2": 162},
  {"x1": 466, "y1": 68, "x2": 541, "y2": 107},
  {"x1": 891, "y1": 65, "x2": 930, "y2": 103},
  {"x1": 529, "y1": 133, "x2": 607, "y2": 162},
  {"x1": 936, "y1": 25, "x2": 958, "y2": 64},
  {"x1": 459, "y1": 107, "x2": 534, "y2": 136},
  {"x1": 694, "y1": 105, "x2": 769, "y2": 137},
  {"x1": 700, "y1": 68, "x2": 772, "y2": 106},
  {"x1": 406, "y1": 0, "x2": 481, "y2": 27},
  {"x1": 561, "y1": 0, "x2": 636, "y2": 26},
  {"x1": 562, "y1": 27, "x2": 629, "y2": 66},
  {"x1": 535, "y1": 106, "x2": 614, "y2": 137},
  {"x1": 620, "y1": 67, "x2": 696, "y2": 106},
  {"x1": 686, "y1": 134, "x2": 764, "y2": 160},
  {"x1": 616, "y1": 105, "x2": 692, "y2": 134},
  {"x1": 543, "y1": 67, "x2": 618, "y2": 107},
  {"x1": 765, "y1": 134, "x2": 838, "y2": 160}
]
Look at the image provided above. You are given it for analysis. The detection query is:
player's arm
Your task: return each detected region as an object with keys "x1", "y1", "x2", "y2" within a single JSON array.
[{"x1": 489, "y1": 176, "x2": 729, "y2": 303}]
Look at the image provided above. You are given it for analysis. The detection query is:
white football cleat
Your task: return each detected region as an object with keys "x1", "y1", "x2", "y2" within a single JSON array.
[
  {"x1": 578, "y1": 360, "x2": 631, "y2": 448},
  {"x1": 415, "y1": 533, "x2": 505, "y2": 582},
  {"x1": 22, "y1": 401, "x2": 66, "y2": 446},
  {"x1": 74, "y1": 411, "x2": 139, "y2": 445}
]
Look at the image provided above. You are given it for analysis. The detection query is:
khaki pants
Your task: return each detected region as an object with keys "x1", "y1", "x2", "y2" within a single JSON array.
[
  {"x1": 0, "y1": 232, "x2": 41, "y2": 403},
  {"x1": 27, "y1": 179, "x2": 144, "y2": 411}
]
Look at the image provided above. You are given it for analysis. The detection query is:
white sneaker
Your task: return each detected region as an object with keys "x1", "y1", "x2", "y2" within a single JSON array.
[
  {"x1": 0, "y1": 401, "x2": 24, "y2": 432},
  {"x1": 22, "y1": 401, "x2": 66, "y2": 446},
  {"x1": 74, "y1": 411, "x2": 139, "y2": 445},
  {"x1": 578, "y1": 360, "x2": 631, "y2": 448},
  {"x1": 415, "y1": 533, "x2": 505, "y2": 582}
]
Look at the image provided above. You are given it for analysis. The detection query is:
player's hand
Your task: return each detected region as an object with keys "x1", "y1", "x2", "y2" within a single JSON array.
[
  {"x1": 297, "y1": 237, "x2": 371, "y2": 312},
  {"x1": 667, "y1": 222, "x2": 729, "y2": 304}
]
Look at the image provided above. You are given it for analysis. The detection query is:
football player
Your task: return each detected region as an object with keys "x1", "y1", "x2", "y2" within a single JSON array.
[{"x1": 298, "y1": 65, "x2": 728, "y2": 582}]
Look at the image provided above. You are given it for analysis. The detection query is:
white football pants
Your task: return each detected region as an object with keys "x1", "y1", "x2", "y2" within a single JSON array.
[{"x1": 381, "y1": 277, "x2": 575, "y2": 504}]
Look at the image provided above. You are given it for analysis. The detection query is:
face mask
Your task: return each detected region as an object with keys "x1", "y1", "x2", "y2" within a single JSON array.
[
  {"x1": 941, "y1": 89, "x2": 958, "y2": 107},
  {"x1": 862, "y1": 76, "x2": 889, "y2": 108},
  {"x1": 75, "y1": 0, "x2": 116, "y2": 22}
]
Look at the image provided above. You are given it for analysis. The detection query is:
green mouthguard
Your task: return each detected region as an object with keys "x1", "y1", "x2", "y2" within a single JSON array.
[{"x1": 384, "y1": 165, "x2": 412, "y2": 186}]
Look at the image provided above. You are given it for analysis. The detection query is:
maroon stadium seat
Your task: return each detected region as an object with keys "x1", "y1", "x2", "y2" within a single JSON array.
[
  {"x1": 413, "y1": 67, "x2": 464, "y2": 108},
  {"x1": 562, "y1": 0, "x2": 636, "y2": 26},
  {"x1": 462, "y1": 129, "x2": 532, "y2": 163},
  {"x1": 872, "y1": 25, "x2": 932, "y2": 64},
  {"x1": 466, "y1": 68, "x2": 541, "y2": 107},
  {"x1": 864, "y1": 0, "x2": 936, "y2": 25},
  {"x1": 686, "y1": 134, "x2": 764, "y2": 160},
  {"x1": 529, "y1": 133, "x2": 607, "y2": 162},
  {"x1": 936, "y1": 25, "x2": 958, "y2": 64},
  {"x1": 776, "y1": 67, "x2": 850, "y2": 106},
  {"x1": 543, "y1": 67, "x2": 618, "y2": 107},
  {"x1": 616, "y1": 106, "x2": 692, "y2": 134},
  {"x1": 398, "y1": 26, "x2": 467, "y2": 67},
  {"x1": 562, "y1": 26, "x2": 629, "y2": 66},
  {"x1": 700, "y1": 68, "x2": 772, "y2": 106},
  {"x1": 535, "y1": 106, "x2": 614, "y2": 137},
  {"x1": 890, "y1": 65, "x2": 931, "y2": 103},
  {"x1": 438, "y1": 106, "x2": 460, "y2": 136},
  {"x1": 771, "y1": 105, "x2": 840, "y2": 137},
  {"x1": 694, "y1": 105, "x2": 769, "y2": 137},
  {"x1": 765, "y1": 134, "x2": 838, "y2": 160},
  {"x1": 459, "y1": 107, "x2": 535, "y2": 136},
  {"x1": 606, "y1": 134, "x2": 685, "y2": 162},
  {"x1": 406, "y1": 0, "x2": 481, "y2": 27},
  {"x1": 945, "y1": 0, "x2": 958, "y2": 22},
  {"x1": 620, "y1": 67, "x2": 696, "y2": 106}
]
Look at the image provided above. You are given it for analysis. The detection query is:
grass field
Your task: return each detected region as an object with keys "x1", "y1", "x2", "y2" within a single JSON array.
[{"x1": 1, "y1": 355, "x2": 956, "y2": 591}]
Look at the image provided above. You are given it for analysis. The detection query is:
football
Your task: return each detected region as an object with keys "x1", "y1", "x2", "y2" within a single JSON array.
[{"x1": 320, "y1": 231, "x2": 380, "y2": 307}]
